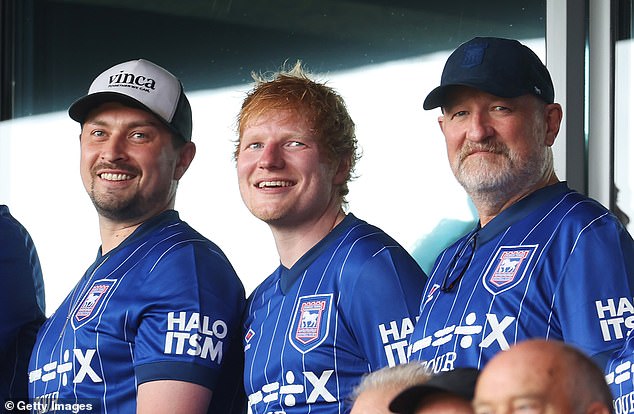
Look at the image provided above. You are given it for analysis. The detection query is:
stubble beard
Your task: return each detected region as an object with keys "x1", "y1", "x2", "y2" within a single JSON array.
[{"x1": 88, "y1": 179, "x2": 173, "y2": 223}]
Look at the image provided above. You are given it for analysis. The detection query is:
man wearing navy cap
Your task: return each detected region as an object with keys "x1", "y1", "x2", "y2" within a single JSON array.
[
  {"x1": 28, "y1": 59, "x2": 246, "y2": 413},
  {"x1": 407, "y1": 37, "x2": 634, "y2": 372}
]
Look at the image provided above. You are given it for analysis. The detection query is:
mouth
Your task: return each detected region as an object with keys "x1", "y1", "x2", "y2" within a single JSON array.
[
  {"x1": 256, "y1": 180, "x2": 295, "y2": 189},
  {"x1": 462, "y1": 146, "x2": 504, "y2": 161},
  {"x1": 98, "y1": 172, "x2": 134, "y2": 181}
]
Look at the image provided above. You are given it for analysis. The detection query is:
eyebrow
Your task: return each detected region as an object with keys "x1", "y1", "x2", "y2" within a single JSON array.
[{"x1": 84, "y1": 118, "x2": 163, "y2": 130}]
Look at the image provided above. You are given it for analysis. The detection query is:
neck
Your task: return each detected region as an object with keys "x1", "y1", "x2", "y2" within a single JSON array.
[
  {"x1": 98, "y1": 219, "x2": 142, "y2": 254},
  {"x1": 474, "y1": 173, "x2": 560, "y2": 227},
  {"x1": 97, "y1": 209, "x2": 169, "y2": 254},
  {"x1": 270, "y1": 208, "x2": 346, "y2": 268}
]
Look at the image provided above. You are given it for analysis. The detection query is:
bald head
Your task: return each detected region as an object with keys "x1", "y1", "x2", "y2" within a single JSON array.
[{"x1": 473, "y1": 339, "x2": 613, "y2": 414}]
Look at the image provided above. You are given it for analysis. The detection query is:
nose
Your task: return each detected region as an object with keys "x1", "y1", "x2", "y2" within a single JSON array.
[
  {"x1": 257, "y1": 144, "x2": 284, "y2": 169},
  {"x1": 465, "y1": 112, "x2": 494, "y2": 142},
  {"x1": 100, "y1": 133, "x2": 128, "y2": 163}
]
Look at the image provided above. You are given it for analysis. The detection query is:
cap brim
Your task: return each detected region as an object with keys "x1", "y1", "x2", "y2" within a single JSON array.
[
  {"x1": 68, "y1": 91, "x2": 185, "y2": 141},
  {"x1": 389, "y1": 367, "x2": 479, "y2": 413},
  {"x1": 68, "y1": 92, "x2": 152, "y2": 123},
  {"x1": 423, "y1": 81, "x2": 529, "y2": 110},
  {"x1": 389, "y1": 384, "x2": 449, "y2": 414},
  {"x1": 423, "y1": 85, "x2": 447, "y2": 110}
]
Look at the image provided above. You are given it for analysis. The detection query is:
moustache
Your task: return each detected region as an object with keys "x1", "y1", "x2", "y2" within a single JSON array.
[
  {"x1": 459, "y1": 143, "x2": 509, "y2": 162},
  {"x1": 92, "y1": 162, "x2": 139, "y2": 176}
]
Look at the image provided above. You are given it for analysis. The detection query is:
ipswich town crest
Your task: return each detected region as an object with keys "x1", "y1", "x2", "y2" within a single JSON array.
[
  {"x1": 482, "y1": 245, "x2": 538, "y2": 294},
  {"x1": 289, "y1": 294, "x2": 333, "y2": 354},
  {"x1": 71, "y1": 278, "x2": 116, "y2": 329}
]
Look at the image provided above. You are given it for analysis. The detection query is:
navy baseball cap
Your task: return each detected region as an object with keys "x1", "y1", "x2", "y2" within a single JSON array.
[
  {"x1": 69, "y1": 59, "x2": 193, "y2": 142},
  {"x1": 423, "y1": 37, "x2": 554, "y2": 110},
  {"x1": 389, "y1": 368, "x2": 480, "y2": 414}
]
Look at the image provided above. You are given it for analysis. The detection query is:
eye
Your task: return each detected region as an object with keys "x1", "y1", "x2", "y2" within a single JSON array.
[
  {"x1": 492, "y1": 105, "x2": 511, "y2": 112},
  {"x1": 450, "y1": 110, "x2": 469, "y2": 120},
  {"x1": 88, "y1": 129, "x2": 107, "y2": 141},
  {"x1": 512, "y1": 399, "x2": 542, "y2": 414},
  {"x1": 474, "y1": 406, "x2": 493, "y2": 414},
  {"x1": 286, "y1": 141, "x2": 305, "y2": 148},
  {"x1": 131, "y1": 131, "x2": 147, "y2": 140},
  {"x1": 245, "y1": 142, "x2": 263, "y2": 151}
]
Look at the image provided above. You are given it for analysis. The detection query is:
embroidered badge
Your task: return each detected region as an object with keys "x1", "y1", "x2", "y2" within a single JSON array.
[
  {"x1": 482, "y1": 245, "x2": 538, "y2": 294},
  {"x1": 71, "y1": 279, "x2": 116, "y2": 329},
  {"x1": 289, "y1": 294, "x2": 333, "y2": 354},
  {"x1": 462, "y1": 41, "x2": 488, "y2": 68}
]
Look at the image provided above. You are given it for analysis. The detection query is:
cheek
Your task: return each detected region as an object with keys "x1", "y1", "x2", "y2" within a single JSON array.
[
  {"x1": 79, "y1": 149, "x2": 94, "y2": 176},
  {"x1": 236, "y1": 156, "x2": 254, "y2": 182},
  {"x1": 445, "y1": 138, "x2": 462, "y2": 164}
]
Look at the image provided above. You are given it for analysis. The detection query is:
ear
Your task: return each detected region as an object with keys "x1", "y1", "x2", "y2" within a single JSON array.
[
  {"x1": 543, "y1": 103, "x2": 563, "y2": 147},
  {"x1": 437, "y1": 114, "x2": 445, "y2": 132},
  {"x1": 333, "y1": 155, "x2": 351, "y2": 186},
  {"x1": 174, "y1": 142, "x2": 196, "y2": 180}
]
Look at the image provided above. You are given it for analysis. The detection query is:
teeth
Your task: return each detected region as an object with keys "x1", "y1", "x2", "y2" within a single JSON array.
[
  {"x1": 258, "y1": 181, "x2": 292, "y2": 188},
  {"x1": 100, "y1": 173, "x2": 132, "y2": 181}
]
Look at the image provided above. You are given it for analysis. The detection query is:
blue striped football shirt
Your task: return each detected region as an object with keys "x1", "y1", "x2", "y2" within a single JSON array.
[
  {"x1": 408, "y1": 182, "x2": 634, "y2": 371},
  {"x1": 28, "y1": 210, "x2": 246, "y2": 413},
  {"x1": 243, "y1": 213, "x2": 426, "y2": 414}
]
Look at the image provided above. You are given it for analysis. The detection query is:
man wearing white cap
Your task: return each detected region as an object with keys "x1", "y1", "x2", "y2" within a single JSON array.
[{"x1": 28, "y1": 59, "x2": 246, "y2": 413}]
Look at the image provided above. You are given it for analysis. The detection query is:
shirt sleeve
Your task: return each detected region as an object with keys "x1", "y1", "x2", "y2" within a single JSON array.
[
  {"x1": 342, "y1": 246, "x2": 426, "y2": 369},
  {"x1": 555, "y1": 215, "x2": 634, "y2": 367},
  {"x1": 0, "y1": 211, "x2": 45, "y2": 349},
  {"x1": 0, "y1": 208, "x2": 45, "y2": 403},
  {"x1": 133, "y1": 241, "x2": 246, "y2": 390}
]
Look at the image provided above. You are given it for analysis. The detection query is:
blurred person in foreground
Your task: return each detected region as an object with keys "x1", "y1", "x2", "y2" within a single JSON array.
[
  {"x1": 474, "y1": 339, "x2": 613, "y2": 414},
  {"x1": 350, "y1": 363, "x2": 429, "y2": 414},
  {"x1": 389, "y1": 367, "x2": 479, "y2": 414}
]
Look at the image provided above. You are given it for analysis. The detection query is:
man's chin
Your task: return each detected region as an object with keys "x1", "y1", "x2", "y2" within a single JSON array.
[{"x1": 92, "y1": 198, "x2": 141, "y2": 222}]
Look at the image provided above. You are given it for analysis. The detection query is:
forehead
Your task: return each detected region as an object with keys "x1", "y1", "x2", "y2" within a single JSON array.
[
  {"x1": 475, "y1": 350, "x2": 559, "y2": 402},
  {"x1": 83, "y1": 102, "x2": 165, "y2": 127},
  {"x1": 241, "y1": 108, "x2": 316, "y2": 137},
  {"x1": 441, "y1": 86, "x2": 534, "y2": 110}
]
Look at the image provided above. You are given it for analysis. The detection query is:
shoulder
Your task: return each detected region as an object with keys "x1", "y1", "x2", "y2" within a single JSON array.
[
  {"x1": 336, "y1": 218, "x2": 424, "y2": 279},
  {"x1": 339, "y1": 216, "x2": 405, "y2": 254},
  {"x1": 134, "y1": 220, "x2": 242, "y2": 288},
  {"x1": 0, "y1": 205, "x2": 28, "y2": 241},
  {"x1": 554, "y1": 190, "x2": 624, "y2": 231}
]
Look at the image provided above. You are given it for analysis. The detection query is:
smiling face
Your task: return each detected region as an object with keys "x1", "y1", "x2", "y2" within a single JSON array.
[
  {"x1": 439, "y1": 87, "x2": 561, "y2": 207},
  {"x1": 79, "y1": 102, "x2": 194, "y2": 224},
  {"x1": 236, "y1": 109, "x2": 347, "y2": 229}
]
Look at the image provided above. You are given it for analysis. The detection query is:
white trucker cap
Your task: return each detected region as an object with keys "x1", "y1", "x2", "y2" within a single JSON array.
[{"x1": 68, "y1": 59, "x2": 192, "y2": 141}]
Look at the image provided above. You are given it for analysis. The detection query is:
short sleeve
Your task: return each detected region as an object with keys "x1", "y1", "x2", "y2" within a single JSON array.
[
  {"x1": 133, "y1": 242, "x2": 245, "y2": 390},
  {"x1": 556, "y1": 216, "x2": 634, "y2": 367},
  {"x1": 342, "y1": 247, "x2": 425, "y2": 369}
]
